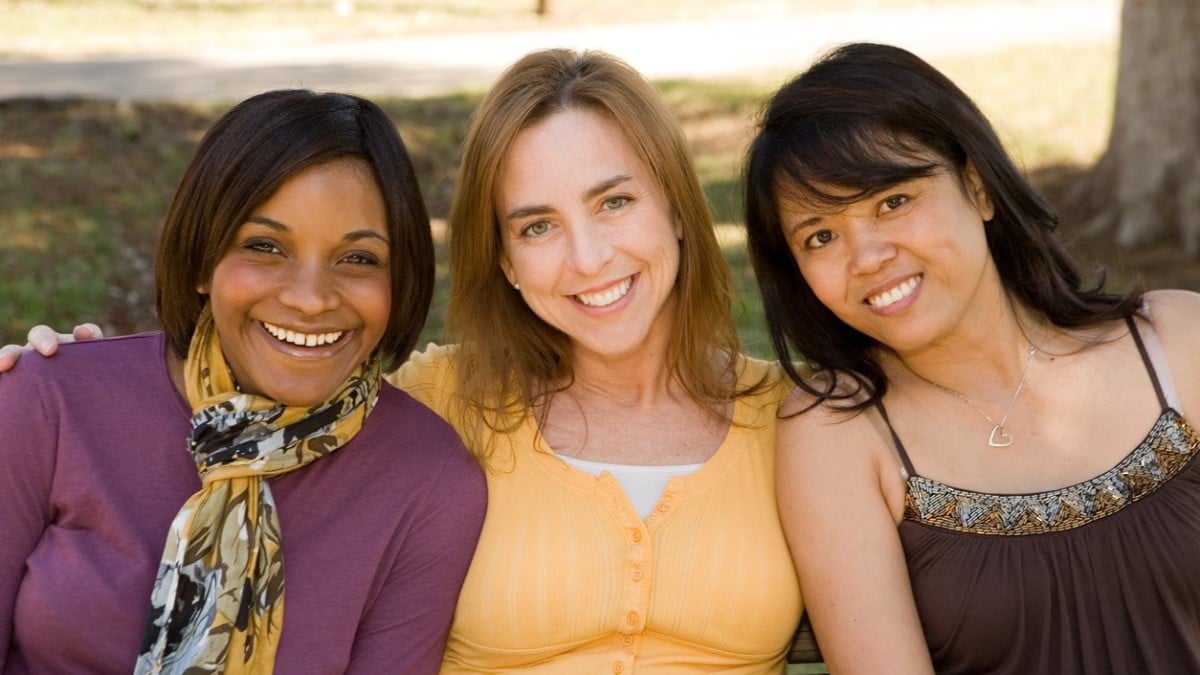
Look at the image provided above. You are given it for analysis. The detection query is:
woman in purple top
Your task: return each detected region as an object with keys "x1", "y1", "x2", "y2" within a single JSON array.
[{"x1": 0, "y1": 89, "x2": 485, "y2": 674}]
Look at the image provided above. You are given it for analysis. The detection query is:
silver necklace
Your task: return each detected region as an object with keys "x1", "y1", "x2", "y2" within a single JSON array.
[{"x1": 915, "y1": 343, "x2": 1038, "y2": 448}]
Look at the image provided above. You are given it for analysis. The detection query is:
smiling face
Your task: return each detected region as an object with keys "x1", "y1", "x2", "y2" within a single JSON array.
[
  {"x1": 779, "y1": 162, "x2": 999, "y2": 356},
  {"x1": 198, "y1": 159, "x2": 391, "y2": 407},
  {"x1": 496, "y1": 108, "x2": 683, "y2": 364}
]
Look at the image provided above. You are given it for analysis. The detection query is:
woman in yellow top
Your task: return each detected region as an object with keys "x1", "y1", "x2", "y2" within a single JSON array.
[{"x1": 2, "y1": 50, "x2": 803, "y2": 672}]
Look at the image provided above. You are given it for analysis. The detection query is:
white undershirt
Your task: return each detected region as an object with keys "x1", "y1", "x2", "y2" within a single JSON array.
[{"x1": 558, "y1": 455, "x2": 704, "y2": 519}]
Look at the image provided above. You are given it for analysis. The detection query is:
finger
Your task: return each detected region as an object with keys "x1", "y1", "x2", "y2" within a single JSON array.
[
  {"x1": 27, "y1": 325, "x2": 70, "y2": 356},
  {"x1": 73, "y1": 323, "x2": 104, "y2": 340},
  {"x1": 0, "y1": 344, "x2": 24, "y2": 374}
]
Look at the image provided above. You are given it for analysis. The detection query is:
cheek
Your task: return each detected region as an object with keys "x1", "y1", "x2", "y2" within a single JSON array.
[
  {"x1": 660, "y1": 237, "x2": 681, "y2": 279},
  {"x1": 795, "y1": 258, "x2": 841, "y2": 307},
  {"x1": 505, "y1": 248, "x2": 554, "y2": 290},
  {"x1": 204, "y1": 261, "x2": 253, "y2": 315},
  {"x1": 359, "y1": 279, "x2": 394, "y2": 336}
]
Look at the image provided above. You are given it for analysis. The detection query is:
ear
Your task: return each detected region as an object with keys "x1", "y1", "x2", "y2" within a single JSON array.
[
  {"x1": 963, "y1": 161, "x2": 995, "y2": 222},
  {"x1": 498, "y1": 254, "x2": 517, "y2": 289},
  {"x1": 673, "y1": 212, "x2": 684, "y2": 241}
]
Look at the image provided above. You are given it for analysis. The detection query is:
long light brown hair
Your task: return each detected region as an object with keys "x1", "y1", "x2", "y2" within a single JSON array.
[{"x1": 447, "y1": 49, "x2": 752, "y2": 454}]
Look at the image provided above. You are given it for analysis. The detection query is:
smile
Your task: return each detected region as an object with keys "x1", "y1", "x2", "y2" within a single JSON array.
[
  {"x1": 866, "y1": 275, "x2": 921, "y2": 309},
  {"x1": 575, "y1": 276, "x2": 633, "y2": 307},
  {"x1": 262, "y1": 321, "x2": 345, "y2": 347}
]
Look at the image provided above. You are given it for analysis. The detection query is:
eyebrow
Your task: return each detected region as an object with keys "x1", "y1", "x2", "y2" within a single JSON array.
[
  {"x1": 785, "y1": 215, "x2": 823, "y2": 239},
  {"x1": 245, "y1": 215, "x2": 389, "y2": 244},
  {"x1": 503, "y1": 174, "x2": 633, "y2": 221}
]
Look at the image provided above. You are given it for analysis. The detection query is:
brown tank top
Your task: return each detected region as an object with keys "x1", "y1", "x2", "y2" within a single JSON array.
[{"x1": 877, "y1": 317, "x2": 1200, "y2": 673}]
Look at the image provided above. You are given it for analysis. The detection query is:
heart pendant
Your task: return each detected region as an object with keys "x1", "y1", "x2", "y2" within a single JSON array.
[{"x1": 988, "y1": 426, "x2": 1013, "y2": 447}]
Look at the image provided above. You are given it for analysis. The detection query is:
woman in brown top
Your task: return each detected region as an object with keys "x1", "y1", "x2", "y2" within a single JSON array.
[{"x1": 744, "y1": 43, "x2": 1200, "y2": 673}]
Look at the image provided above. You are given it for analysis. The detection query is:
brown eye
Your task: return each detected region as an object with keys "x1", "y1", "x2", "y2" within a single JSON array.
[
  {"x1": 881, "y1": 195, "x2": 908, "y2": 212},
  {"x1": 243, "y1": 239, "x2": 281, "y2": 255},
  {"x1": 805, "y1": 230, "x2": 836, "y2": 249},
  {"x1": 342, "y1": 252, "x2": 381, "y2": 266}
]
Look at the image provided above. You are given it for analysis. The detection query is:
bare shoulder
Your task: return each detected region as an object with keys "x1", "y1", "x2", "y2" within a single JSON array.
[
  {"x1": 1144, "y1": 289, "x2": 1200, "y2": 328},
  {"x1": 1142, "y1": 290, "x2": 1200, "y2": 360},
  {"x1": 776, "y1": 370, "x2": 890, "y2": 484},
  {"x1": 1142, "y1": 290, "x2": 1200, "y2": 413}
]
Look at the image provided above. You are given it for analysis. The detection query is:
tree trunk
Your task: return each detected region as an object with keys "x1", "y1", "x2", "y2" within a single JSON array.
[{"x1": 1093, "y1": 0, "x2": 1200, "y2": 253}]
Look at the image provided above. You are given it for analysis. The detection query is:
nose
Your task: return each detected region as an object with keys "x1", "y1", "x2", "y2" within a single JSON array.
[
  {"x1": 847, "y1": 223, "x2": 897, "y2": 276},
  {"x1": 277, "y1": 261, "x2": 341, "y2": 315},
  {"x1": 566, "y1": 221, "x2": 614, "y2": 275}
]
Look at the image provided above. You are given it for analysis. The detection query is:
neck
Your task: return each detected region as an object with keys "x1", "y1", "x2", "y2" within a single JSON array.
[
  {"x1": 564, "y1": 297, "x2": 683, "y2": 408},
  {"x1": 891, "y1": 299, "x2": 1045, "y2": 393},
  {"x1": 568, "y1": 343, "x2": 676, "y2": 409}
]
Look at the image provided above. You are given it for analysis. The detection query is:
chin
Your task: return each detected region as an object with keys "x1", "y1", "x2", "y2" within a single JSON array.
[{"x1": 262, "y1": 382, "x2": 339, "y2": 409}]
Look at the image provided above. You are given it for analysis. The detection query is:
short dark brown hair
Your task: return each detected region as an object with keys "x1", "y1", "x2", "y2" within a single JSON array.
[{"x1": 155, "y1": 89, "x2": 433, "y2": 369}]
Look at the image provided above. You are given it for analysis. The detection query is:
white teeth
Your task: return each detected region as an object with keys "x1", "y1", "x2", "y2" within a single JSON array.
[
  {"x1": 576, "y1": 277, "x2": 633, "y2": 307},
  {"x1": 867, "y1": 276, "x2": 920, "y2": 309},
  {"x1": 263, "y1": 322, "x2": 344, "y2": 347}
]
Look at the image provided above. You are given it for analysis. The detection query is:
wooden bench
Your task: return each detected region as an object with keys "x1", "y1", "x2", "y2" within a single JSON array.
[{"x1": 786, "y1": 612, "x2": 827, "y2": 674}]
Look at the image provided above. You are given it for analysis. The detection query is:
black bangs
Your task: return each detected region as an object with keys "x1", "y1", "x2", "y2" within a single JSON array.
[{"x1": 773, "y1": 124, "x2": 946, "y2": 211}]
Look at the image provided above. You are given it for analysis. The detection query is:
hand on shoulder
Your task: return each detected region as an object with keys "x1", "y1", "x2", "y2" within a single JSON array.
[{"x1": 0, "y1": 323, "x2": 104, "y2": 374}]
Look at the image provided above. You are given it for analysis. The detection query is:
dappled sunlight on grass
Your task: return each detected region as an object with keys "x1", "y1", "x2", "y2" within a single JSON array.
[
  {"x1": 936, "y1": 44, "x2": 1116, "y2": 170},
  {"x1": 0, "y1": 38, "x2": 1125, "y2": 349},
  {"x1": 0, "y1": 142, "x2": 46, "y2": 160}
]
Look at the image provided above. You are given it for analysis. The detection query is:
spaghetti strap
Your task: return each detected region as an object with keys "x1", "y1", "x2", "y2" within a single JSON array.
[
  {"x1": 1125, "y1": 315, "x2": 1169, "y2": 412},
  {"x1": 873, "y1": 399, "x2": 918, "y2": 478}
]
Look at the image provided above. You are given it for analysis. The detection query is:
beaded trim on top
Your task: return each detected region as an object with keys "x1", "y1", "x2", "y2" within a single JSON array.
[{"x1": 904, "y1": 409, "x2": 1200, "y2": 536}]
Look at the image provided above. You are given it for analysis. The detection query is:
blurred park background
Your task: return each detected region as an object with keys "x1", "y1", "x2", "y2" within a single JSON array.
[{"x1": 4, "y1": 0, "x2": 1193, "y2": 356}]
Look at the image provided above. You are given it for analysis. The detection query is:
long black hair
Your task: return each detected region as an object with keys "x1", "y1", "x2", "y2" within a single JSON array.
[{"x1": 744, "y1": 42, "x2": 1141, "y2": 410}]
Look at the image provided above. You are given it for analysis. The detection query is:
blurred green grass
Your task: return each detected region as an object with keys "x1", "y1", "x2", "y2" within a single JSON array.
[{"x1": 0, "y1": 41, "x2": 1116, "y2": 355}]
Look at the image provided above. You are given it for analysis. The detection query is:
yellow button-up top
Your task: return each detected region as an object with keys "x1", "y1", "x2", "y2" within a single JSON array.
[{"x1": 393, "y1": 346, "x2": 802, "y2": 674}]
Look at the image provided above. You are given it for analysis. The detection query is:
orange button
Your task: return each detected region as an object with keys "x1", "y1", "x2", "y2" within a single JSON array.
[
  {"x1": 613, "y1": 662, "x2": 625, "y2": 673},
  {"x1": 631, "y1": 568, "x2": 644, "y2": 582},
  {"x1": 626, "y1": 611, "x2": 639, "y2": 625},
  {"x1": 619, "y1": 634, "x2": 635, "y2": 647},
  {"x1": 631, "y1": 530, "x2": 644, "y2": 542}
]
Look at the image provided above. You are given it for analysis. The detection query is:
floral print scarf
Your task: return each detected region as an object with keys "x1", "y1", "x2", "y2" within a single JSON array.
[{"x1": 134, "y1": 306, "x2": 381, "y2": 674}]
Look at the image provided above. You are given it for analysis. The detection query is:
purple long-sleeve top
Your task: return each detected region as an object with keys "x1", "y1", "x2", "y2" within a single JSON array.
[{"x1": 0, "y1": 332, "x2": 486, "y2": 674}]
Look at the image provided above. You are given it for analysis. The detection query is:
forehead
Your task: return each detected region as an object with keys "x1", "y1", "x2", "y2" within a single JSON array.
[
  {"x1": 266, "y1": 159, "x2": 378, "y2": 202},
  {"x1": 498, "y1": 108, "x2": 651, "y2": 202},
  {"x1": 247, "y1": 159, "x2": 388, "y2": 235}
]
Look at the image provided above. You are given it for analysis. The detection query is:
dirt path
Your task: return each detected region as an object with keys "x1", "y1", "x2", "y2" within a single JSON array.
[{"x1": 0, "y1": 0, "x2": 1117, "y2": 102}]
